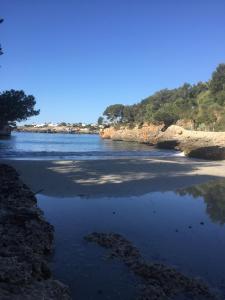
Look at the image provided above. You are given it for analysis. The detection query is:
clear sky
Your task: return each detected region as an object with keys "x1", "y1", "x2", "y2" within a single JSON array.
[{"x1": 1, "y1": 0, "x2": 225, "y2": 124}]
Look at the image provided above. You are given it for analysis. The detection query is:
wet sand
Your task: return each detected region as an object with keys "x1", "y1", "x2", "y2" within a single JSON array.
[{"x1": 2, "y1": 157, "x2": 225, "y2": 197}]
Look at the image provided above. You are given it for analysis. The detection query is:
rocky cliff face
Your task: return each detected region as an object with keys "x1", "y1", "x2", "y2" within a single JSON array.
[
  {"x1": 0, "y1": 164, "x2": 71, "y2": 299},
  {"x1": 100, "y1": 124, "x2": 225, "y2": 160},
  {"x1": 100, "y1": 123, "x2": 164, "y2": 144},
  {"x1": 157, "y1": 125, "x2": 225, "y2": 160}
]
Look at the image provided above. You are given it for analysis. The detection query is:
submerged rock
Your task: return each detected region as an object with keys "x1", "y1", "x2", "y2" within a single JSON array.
[
  {"x1": 85, "y1": 232, "x2": 221, "y2": 300},
  {"x1": 0, "y1": 164, "x2": 71, "y2": 299}
]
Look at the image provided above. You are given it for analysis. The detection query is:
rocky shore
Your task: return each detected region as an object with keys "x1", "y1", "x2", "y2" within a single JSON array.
[
  {"x1": 157, "y1": 125, "x2": 225, "y2": 160},
  {"x1": 100, "y1": 124, "x2": 225, "y2": 160},
  {"x1": 85, "y1": 232, "x2": 220, "y2": 300},
  {"x1": 0, "y1": 164, "x2": 71, "y2": 299}
]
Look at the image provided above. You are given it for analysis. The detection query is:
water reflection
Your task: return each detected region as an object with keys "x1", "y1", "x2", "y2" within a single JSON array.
[
  {"x1": 38, "y1": 189, "x2": 225, "y2": 299},
  {"x1": 178, "y1": 179, "x2": 225, "y2": 224}
]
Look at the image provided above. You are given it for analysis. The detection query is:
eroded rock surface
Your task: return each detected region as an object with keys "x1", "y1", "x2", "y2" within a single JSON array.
[
  {"x1": 85, "y1": 232, "x2": 220, "y2": 300},
  {"x1": 100, "y1": 124, "x2": 225, "y2": 160},
  {"x1": 0, "y1": 164, "x2": 71, "y2": 299},
  {"x1": 156, "y1": 125, "x2": 225, "y2": 160},
  {"x1": 100, "y1": 123, "x2": 164, "y2": 144}
]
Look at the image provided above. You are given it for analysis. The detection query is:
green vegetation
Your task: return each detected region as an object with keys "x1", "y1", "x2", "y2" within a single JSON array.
[
  {"x1": 178, "y1": 179, "x2": 225, "y2": 224},
  {"x1": 0, "y1": 90, "x2": 40, "y2": 129},
  {"x1": 100, "y1": 64, "x2": 225, "y2": 131},
  {"x1": 97, "y1": 116, "x2": 104, "y2": 125}
]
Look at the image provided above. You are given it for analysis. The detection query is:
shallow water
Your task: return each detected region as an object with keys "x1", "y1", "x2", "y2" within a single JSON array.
[
  {"x1": 37, "y1": 179, "x2": 225, "y2": 299},
  {"x1": 0, "y1": 132, "x2": 179, "y2": 160}
]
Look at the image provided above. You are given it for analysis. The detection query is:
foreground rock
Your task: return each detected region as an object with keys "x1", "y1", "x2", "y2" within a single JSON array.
[
  {"x1": 85, "y1": 232, "x2": 220, "y2": 300},
  {"x1": 0, "y1": 164, "x2": 71, "y2": 299},
  {"x1": 156, "y1": 125, "x2": 225, "y2": 160}
]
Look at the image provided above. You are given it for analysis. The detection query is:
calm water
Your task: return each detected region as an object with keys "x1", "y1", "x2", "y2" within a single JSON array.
[
  {"x1": 2, "y1": 132, "x2": 224, "y2": 299},
  {"x1": 38, "y1": 179, "x2": 225, "y2": 300},
  {"x1": 0, "y1": 132, "x2": 179, "y2": 160}
]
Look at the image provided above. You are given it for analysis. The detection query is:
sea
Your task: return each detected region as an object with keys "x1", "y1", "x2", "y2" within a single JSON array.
[
  {"x1": 0, "y1": 131, "x2": 180, "y2": 160},
  {"x1": 1, "y1": 132, "x2": 225, "y2": 300}
]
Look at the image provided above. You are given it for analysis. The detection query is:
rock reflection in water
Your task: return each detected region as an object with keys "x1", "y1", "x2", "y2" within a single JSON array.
[{"x1": 178, "y1": 179, "x2": 225, "y2": 224}]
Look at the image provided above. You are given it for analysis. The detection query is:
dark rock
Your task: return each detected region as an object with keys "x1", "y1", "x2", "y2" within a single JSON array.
[
  {"x1": 0, "y1": 164, "x2": 71, "y2": 299},
  {"x1": 85, "y1": 232, "x2": 219, "y2": 300},
  {"x1": 185, "y1": 146, "x2": 225, "y2": 160},
  {"x1": 156, "y1": 125, "x2": 225, "y2": 160}
]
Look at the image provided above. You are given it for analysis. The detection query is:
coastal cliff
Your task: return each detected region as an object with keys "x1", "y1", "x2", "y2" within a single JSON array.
[
  {"x1": 100, "y1": 123, "x2": 164, "y2": 144},
  {"x1": 100, "y1": 124, "x2": 225, "y2": 160},
  {"x1": 0, "y1": 164, "x2": 71, "y2": 299},
  {"x1": 157, "y1": 125, "x2": 225, "y2": 160}
]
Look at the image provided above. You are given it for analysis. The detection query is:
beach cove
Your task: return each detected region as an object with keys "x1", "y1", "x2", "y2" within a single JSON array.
[{"x1": 1, "y1": 133, "x2": 225, "y2": 299}]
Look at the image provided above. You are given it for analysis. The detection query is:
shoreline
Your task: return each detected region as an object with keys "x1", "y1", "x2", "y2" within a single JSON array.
[
  {"x1": 0, "y1": 164, "x2": 71, "y2": 299},
  {"x1": 100, "y1": 124, "x2": 225, "y2": 160},
  {"x1": 3, "y1": 157, "x2": 225, "y2": 197}
]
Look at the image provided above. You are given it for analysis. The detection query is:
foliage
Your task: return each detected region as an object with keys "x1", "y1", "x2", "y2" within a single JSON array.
[
  {"x1": 97, "y1": 116, "x2": 104, "y2": 125},
  {"x1": 103, "y1": 104, "x2": 125, "y2": 123},
  {"x1": 0, "y1": 90, "x2": 40, "y2": 127},
  {"x1": 179, "y1": 180, "x2": 225, "y2": 224},
  {"x1": 59, "y1": 122, "x2": 67, "y2": 126},
  {"x1": 100, "y1": 64, "x2": 225, "y2": 130}
]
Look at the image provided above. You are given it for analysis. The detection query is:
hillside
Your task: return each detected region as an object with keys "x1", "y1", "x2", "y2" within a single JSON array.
[{"x1": 100, "y1": 64, "x2": 225, "y2": 131}]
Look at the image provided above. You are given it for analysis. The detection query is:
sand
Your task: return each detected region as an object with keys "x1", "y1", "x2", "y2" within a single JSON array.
[{"x1": 2, "y1": 157, "x2": 225, "y2": 197}]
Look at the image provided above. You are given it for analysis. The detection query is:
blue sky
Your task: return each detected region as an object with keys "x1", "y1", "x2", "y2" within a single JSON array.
[{"x1": 1, "y1": 0, "x2": 225, "y2": 124}]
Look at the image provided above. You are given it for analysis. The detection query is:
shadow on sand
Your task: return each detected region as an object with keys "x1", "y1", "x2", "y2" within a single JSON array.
[{"x1": 5, "y1": 157, "x2": 225, "y2": 197}]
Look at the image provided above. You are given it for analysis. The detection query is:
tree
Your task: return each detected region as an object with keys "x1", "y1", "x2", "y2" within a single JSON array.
[
  {"x1": 0, "y1": 90, "x2": 40, "y2": 129},
  {"x1": 103, "y1": 104, "x2": 124, "y2": 123},
  {"x1": 153, "y1": 107, "x2": 179, "y2": 128},
  {"x1": 97, "y1": 116, "x2": 104, "y2": 125},
  {"x1": 59, "y1": 122, "x2": 67, "y2": 126},
  {"x1": 210, "y1": 64, "x2": 225, "y2": 94}
]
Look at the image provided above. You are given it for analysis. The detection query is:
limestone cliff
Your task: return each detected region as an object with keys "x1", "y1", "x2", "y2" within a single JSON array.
[
  {"x1": 157, "y1": 125, "x2": 225, "y2": 160},
  {"x1": 100, "y1": 124, "x2": 225, "y2": 160},
  {"x1": 100, "y1": 123, "x2": 164, "y2": 144}
]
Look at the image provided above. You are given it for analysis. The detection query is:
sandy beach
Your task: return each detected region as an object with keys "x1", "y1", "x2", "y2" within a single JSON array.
[{"x1": 3, "y1": 157, "x2": 225, "y2": 197}]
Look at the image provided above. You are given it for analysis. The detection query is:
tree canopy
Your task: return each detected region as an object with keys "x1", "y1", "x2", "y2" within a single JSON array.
[
  {"x1": 0, "y1": 90, "x2": 40, "y2": 128},
  {"x1": 99, "y1": 63, "x2": 225, "y2": 131}
]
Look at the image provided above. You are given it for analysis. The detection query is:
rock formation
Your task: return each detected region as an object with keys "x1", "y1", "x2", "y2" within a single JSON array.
[
  {"x1": 85, "y1": 232, "x2": 220, "y2": 300},
  {"x1": 100, "y1": 123, "x2": 164, "y2": 144},
  {"x1": 100, "y1": 124, "x2": 225, "y2": 160},
  {"x1": 156, "y1": 125, "x2": 225, "y2": 160},
  {"x1": 0, "y1": 164, "x2": 71, "y2": 299}
]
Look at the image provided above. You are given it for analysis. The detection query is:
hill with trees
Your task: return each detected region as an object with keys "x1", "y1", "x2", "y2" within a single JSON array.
[{"x1": 100, "y1": 64, "x2": 225, "y2": 131}]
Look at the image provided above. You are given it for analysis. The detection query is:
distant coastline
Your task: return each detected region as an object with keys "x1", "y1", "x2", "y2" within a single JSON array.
[{"x1": 16, "y1": 123, "x2": 101, "y2": 134}]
